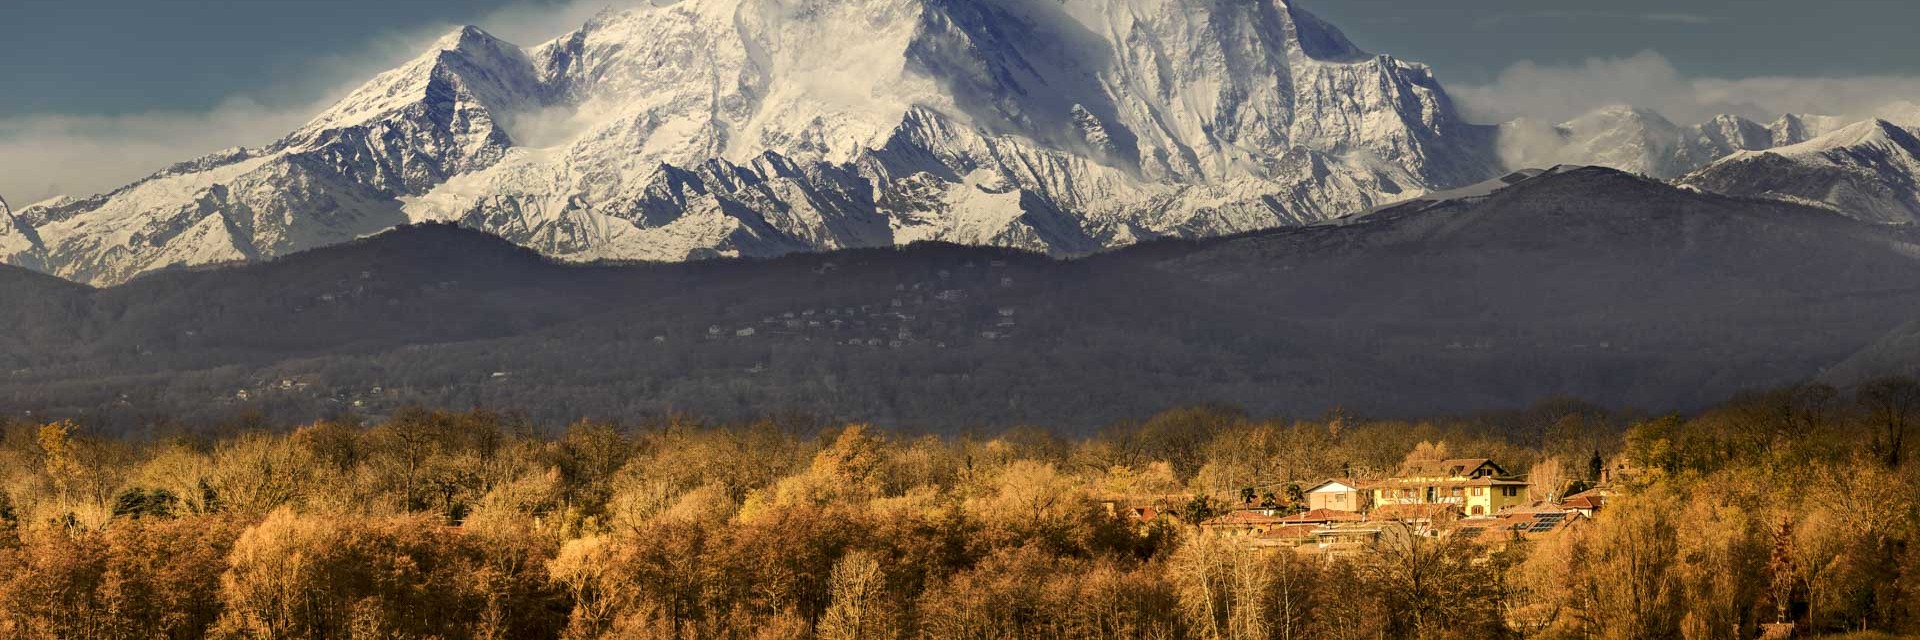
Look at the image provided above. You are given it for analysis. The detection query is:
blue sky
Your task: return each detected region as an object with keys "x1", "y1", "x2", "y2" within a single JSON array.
[
  {"x1": 3, "y1": 0, "x2": 1916, "y2": 118},
  {"x1": 2, "y1": 0, "x2": 1918, "y2": 202}
]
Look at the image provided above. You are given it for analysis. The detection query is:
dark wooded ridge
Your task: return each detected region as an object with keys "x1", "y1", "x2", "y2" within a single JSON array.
[{"x1": 5, "y1": 168, "x2": 1919, "y2": 434}]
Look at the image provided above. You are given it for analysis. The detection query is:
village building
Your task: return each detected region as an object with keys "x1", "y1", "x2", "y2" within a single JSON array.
[
  {"x1": 1253, "y1": 524, "x2": 1324, "y2": 548},
  {"x1": 1448, "y1": 506, "x2": 1586, "y2": 545},
  {"x1": 1198, "y1": 508, "x2": 1293, "y2": 537},
  {"x1": 1368, "y1": 502, "x2": 1461, "y2": 525},
  {"x1": 1558, "y1": 488, "x2": 1611, "y2": 517},
  {"x1": 1371, "y1": 458, "x2": 1530, "y2": 516},
  {"x1": 1304, "y1": 479, "x2": 1372, "y2": 512},
  {"x1": 1276, "y1": 508, "x2": 1366, "y2": 526},
  {"x1": 1297, "y1": 522, "x2": 1389, "y2": 557},
  {"x1": 1201, "y1": 456, "x2": 1588, "y2": 558}
]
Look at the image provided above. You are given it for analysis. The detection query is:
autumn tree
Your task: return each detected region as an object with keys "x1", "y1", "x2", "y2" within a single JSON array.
[
  {"x1": 1858, "y1": 376, "x2": 1920, "y2": 468},
  {"x1": 819, "y1": 550, "x2": 893, "y2": 640}
]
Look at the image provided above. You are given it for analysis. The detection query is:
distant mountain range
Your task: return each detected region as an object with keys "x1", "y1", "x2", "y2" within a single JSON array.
[
  {"x1": 6, "y1": 167, "x2": 1917, "y2": 430},
  {"x1": 8, "y1": 0, "x2": 1915, "y2": 288},
  {"x1": 0, "y1": 0, "x2": 1496, "y2": 285}
]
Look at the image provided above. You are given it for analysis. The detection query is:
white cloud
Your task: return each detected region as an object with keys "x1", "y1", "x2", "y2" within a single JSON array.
[
  {"x1": 1474, "y1": 11, "x2": 1719, "y2": 29},
  {"x1": 0, "y1": 100, "x2": 316, "y2": 205},
  {"x1": 1453, "y1": 50, "x2": 1920, "y2": 126},
  {"x1": 0, "y1": 0, "x2": 639, "y2": 206}
]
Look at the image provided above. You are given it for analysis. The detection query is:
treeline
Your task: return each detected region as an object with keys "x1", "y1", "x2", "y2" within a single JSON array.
[{"x1": 1, "y1": 378, "x2": 1917, "y2": 639}]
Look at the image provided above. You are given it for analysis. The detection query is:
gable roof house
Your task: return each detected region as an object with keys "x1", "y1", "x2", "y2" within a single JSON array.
[
  {"x1": 1305, "y1": 479, "x2": 1373, "y2": 513},
  {"x1": 1371, "y1": 458, "x2": 1531, "y2": 516}
]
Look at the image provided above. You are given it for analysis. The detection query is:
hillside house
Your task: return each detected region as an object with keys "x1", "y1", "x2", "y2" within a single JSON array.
[
  {"x1": 1448, "y1": 506, "x2": 1586, "y2": 545},
  {"x1": 1199, "y1": 508, "x2": 1293, "y2": 537},
  {"x1": 1372, "y1": 458, "x2": 1530, "y2": 516},
  {"x1": 1558, "y1": 488, "x2": 1611, "y2": 517},
  {"x1": 1304, "y1": 479, "x2": 1371, "y2": 512}
]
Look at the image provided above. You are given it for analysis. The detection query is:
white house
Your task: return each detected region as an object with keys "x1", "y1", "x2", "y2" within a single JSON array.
[{"x1": 1305, "y1": 479, "x2": 1371, "y2": 513}]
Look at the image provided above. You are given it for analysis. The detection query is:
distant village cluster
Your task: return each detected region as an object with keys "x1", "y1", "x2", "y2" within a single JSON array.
[
  {"x1": 701, "y1": 259, "x2": 1022, "y2": 349},
  {"x1": 1109, "y1": 456, "x2": 1624, "y2": 557}
]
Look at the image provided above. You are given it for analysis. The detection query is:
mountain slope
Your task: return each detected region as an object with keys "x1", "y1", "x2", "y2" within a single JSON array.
[
  {"x1": 5, "y1": 28, "x2": 549, "y2": 286},
  {"x1": 9, "y1": 168, "x2": 1919, "y2": 430},
  {"x1": 1681, "y1": 119, "x2": 1920, "y2": 224},
  {"x1": 0, "y1": 264, "x2": 92, "y2": 369},
  {"x1": 3, "y1": 0, "x2": 1497, "y2": 286},
  {"x1": 1823, "y1": 320, "x2": 1920, "y2": 385}
]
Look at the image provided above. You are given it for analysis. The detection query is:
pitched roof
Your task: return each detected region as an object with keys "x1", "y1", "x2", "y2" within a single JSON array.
[
  {"x1": 1559, "y1": 494, "x2": 1605, "y2": 510},
  {"x1": 1277, "y1": 508, "x2": 1365, "y2": 524},
  {"x1": 1396, "y1": 458, "x2": 1508, "y2": 478},
  {"x1": 1259, "y1": 524, "x2": 1322, "y2": 541},
  {"x1": 1305, "y1": 479, "x2": 1364, "y2": 493},
  {"x1": 1200, "y1": 509, "x2": 1291, "y2": 527},
  {"x1": 1454, "y1": 509, "x2": 1584, "y2": 542},
  {"x1": 1562, "y1": 487, "x2": 1614, "y2": 501}
]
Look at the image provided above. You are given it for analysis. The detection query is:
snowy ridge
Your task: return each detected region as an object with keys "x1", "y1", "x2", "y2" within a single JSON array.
[
  {"x1": 11, "y1": 0, "x2": 1911, "y2": 287},
  {"x1": 1682, "y1": 119, "x2": 1920, "y2": 224},
  {"x1": 2, "y1": 0, "x2": 1498, "y2": 286},
  {"x1": 1499, "y1": 106, "x2": 1864, "y2": 180}
]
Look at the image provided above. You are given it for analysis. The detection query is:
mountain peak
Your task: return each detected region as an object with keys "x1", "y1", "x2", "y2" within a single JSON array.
[
  {"x1": 1684, "y1": 114, "x2": 1920, "y2": 225},
  {"x1": 1277, "y1": 0, "x2": 1372, "y2": 62},
  {"x1": 435, "y1": 25, "x2": 497, "y2": 52},
  {"x1": 1568, "y1": 105, "x2": 1676, "y2": 128},
  {"x1": 5, "y1": 0, "x2": 1498, "y2": 286},
  {"x1": 1769, "y1": 118, "x2": 1920, "y2": 158}
]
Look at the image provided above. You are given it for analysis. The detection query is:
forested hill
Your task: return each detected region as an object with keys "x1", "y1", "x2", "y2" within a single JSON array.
[{"x1": 5, "y1": 167, "x2": 1919, "y2": 432}]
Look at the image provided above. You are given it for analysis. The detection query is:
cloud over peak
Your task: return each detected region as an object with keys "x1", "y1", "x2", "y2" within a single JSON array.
[{"x1": 1452, "y1": 50, "x2": 1920, "y2": 126}]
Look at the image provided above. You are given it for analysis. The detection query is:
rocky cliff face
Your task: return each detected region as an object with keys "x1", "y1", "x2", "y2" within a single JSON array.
[{"x1": 3, "y1": 0, "x2": 1498, "y2": 286}]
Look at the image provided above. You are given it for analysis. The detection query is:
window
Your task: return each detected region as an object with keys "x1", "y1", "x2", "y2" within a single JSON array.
[
  {"x1": 1334, "y1": 493, "x2": 1347, "y2": 504},
  {"x1": 1450, "y1": 487, "x2": 1463, "y2": 497},
  {"x1": 1471, "y1": 487, "x2": 1484, "y2": 497},
  {"x1": 1501, "y1": 487, "x2": 1520, "y2": 497},
  {"x1": 1471, "y1": 505, "x2": 1485, "y2": 515}
]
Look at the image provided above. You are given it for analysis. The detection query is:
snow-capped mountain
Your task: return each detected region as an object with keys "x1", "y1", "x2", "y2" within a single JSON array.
[
  {"x1": 2, "y1": 0, "x2": 1499, "y2": 286},
  {"x1": 1498, "y1": 106, "x2": 1856, "y2": 180},
  {"x1": 1682, "y1": 118, "x2": 1920, "y2": 224}
]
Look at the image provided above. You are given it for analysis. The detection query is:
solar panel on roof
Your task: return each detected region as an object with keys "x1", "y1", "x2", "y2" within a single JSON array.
[
  {"x1": 1529, "y1": 513, "x2": 1567, "y2": 533},
  {"x1": 1454, "y1": 527, "x2": 1485, "y2": 538}
]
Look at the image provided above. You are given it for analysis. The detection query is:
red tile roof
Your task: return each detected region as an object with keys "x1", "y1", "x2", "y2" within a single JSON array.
[
  {"x1": 1259, "y1": 524, "x2": 1322, "y2": 540},
  {"x1": 1201, "y1": 509, "x2": 1291, "y2": 527},
  {"x1": 1277, "y1": 508, "x2": 1365, "y2": 524}
]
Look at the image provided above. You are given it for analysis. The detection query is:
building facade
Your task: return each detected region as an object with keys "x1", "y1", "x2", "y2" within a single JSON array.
[
  {"x1": 1371, "y1": 458, "x2": 1530, "y2": 516},
  {"x1": 1305, "y1": 479, "x2": 1371, "y2": 513}
]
